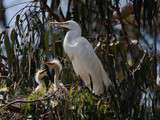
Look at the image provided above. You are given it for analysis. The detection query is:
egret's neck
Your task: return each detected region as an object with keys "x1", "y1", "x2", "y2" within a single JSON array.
[
  {"x1": 63, "y1": 28, "x2": 82, "y2": 55},
  {"x1": 65, "y1": 28, "x2": 81, "y2": 42}
]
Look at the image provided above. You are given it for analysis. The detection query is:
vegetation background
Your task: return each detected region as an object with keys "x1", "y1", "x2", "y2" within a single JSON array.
[{"x1": 0, "y1": 0, "x2": 160, "y2": 119}]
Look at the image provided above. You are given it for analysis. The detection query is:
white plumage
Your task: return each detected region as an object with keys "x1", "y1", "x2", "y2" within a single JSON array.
[{"x1": 51, "y1": 20, "x2": 111, "y2": 95}]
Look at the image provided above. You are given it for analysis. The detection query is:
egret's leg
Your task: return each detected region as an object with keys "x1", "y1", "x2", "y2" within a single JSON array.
[{"x1": 77, "y1": 75, "x2": 85, "y2": 92}]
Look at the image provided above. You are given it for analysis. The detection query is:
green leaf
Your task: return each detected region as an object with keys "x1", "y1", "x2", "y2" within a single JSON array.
[
  {"x1": 4, "y1": 33, "x2": 13, "y2": 64},
  {"x1": 15, "y1": 15, "x2": 22, "y2": 37},
  {"x1": 0, "y1": 32, "x2": 3, "y2": 54},
  {"x1": 15, "y1": 14, "x2": 20, "y2": 26},
  {"x1": 44, "y1": 31, "x2": 49, "y2": 51},
  {"x1": 11, "y1": 29, "x2": 16, "y2": 50},
  {"x1": 11, "y1": 29, "x2": 16, "y2": 42},
  {"x1": 0, "y1": 32, "x2": 2, "y2": 40}
]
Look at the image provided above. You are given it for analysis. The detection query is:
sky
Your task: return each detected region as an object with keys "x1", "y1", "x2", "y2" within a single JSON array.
[
  {"x1": 3, "y1": 0, "x2": 128, "y2": 26},
  {"x1": 3, "y1": 0, "x2": 32, "y2": 26}
]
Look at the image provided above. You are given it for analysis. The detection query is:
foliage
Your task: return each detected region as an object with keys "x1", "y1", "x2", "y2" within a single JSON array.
[
  {"x1": 0, "y1": 0, "x2": 160, "y2": 119},
  {"x1": 70, "y1": 88, "x2": 116, "y2": 120}
]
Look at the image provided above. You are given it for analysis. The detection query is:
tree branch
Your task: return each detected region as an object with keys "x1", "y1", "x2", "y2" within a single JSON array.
[{"x1": 0, "y1": 95, "x2": 52, "y2": 110}]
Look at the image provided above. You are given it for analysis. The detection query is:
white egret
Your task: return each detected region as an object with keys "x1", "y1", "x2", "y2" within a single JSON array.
[{"x1": 50, "y1": 20, "x2": 111, "y2": 95}]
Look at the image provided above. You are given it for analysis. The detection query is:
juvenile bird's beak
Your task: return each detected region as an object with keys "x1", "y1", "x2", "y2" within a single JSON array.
[
  {"x1": 39, "y1": 69, "x2": 47, "y2": 74},
  {"x1": 43, "y1": 61, "x2": 55, "y2": 83},
  {"x1": 50, "y1": 21, "x2": 69, "y2": 30},
  {"x1": 44, "y1": 62, "x2": 56, "y2": 68}
]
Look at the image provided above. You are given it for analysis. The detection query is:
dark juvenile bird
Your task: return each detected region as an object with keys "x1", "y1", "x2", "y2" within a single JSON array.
[
  {"x1": 31, "y1": 69, "x2": 48, "y2": 97},
  {"x1": 44, "y1": 59, "x2": 68, "y2": 107}
]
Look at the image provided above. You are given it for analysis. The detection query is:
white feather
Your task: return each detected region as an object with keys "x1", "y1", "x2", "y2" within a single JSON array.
[{"x1": 62, "y1": 20, "x2": 111, "y2": 95}]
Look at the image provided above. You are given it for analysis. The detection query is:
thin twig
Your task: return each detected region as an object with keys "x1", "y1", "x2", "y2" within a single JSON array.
[
  {"x1": 7, "y1": 2, "x2": 33, "y2": 26},
  {"x1": 114, "y1": 0, "x2": 129, "y2": 44},
  {"x1": 0, "y1": 76, "x2": 8, "y2": 79},
  {"x1": 40, "y1": 1, "x2": 60, "y2": 21},
  {"x1": 0, "y1": 95, "x2": 52, "y2": 110},
  {"x1": 132, "y1": 51, "x2": 146, "y2": 74}
]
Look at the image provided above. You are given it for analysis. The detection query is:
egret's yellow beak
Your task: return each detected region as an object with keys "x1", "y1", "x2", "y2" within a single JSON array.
[{"x1": 50, "y1": 21, "x2": 69, "y2": 30}]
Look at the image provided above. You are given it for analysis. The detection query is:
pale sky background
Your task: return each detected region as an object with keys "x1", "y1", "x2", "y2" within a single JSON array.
[
  {"x1": 4, "y1": 0, "x2": 128, "y2": 26},
  {"x1": 4, "y1": 0, "x2": 31, "y2": 26}
]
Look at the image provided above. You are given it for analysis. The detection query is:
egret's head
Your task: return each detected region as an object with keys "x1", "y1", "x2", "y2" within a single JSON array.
[
  {"x1": 50, "y1": 20, "x2": 81, "y2": 31},
  {"x1": 44, "y1": 59, "x2": 62, "y2": 73},
  {"x1": 35, "y1": 69, "x2": 47, "y2": 84}
]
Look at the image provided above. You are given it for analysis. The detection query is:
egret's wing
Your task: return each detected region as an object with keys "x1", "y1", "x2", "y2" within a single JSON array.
[
  {"x1": 70, "y1": 37, "x2": 108, "y2": 94},
  {"x1": 69, "y1": 37, "x2": 96, "y2": 73},
  {"x1": 73, "y1": 37, "x2": 101, "y2": 69}
]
